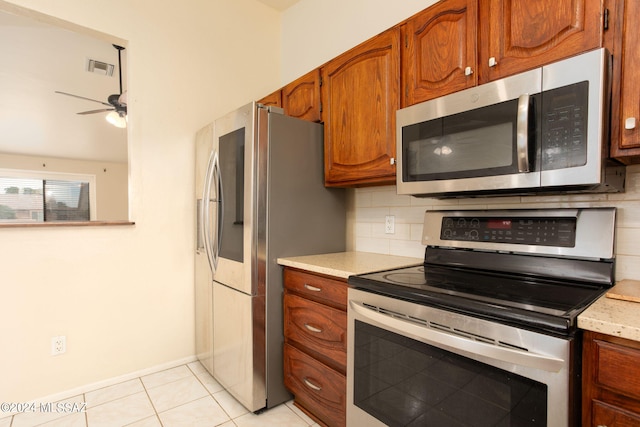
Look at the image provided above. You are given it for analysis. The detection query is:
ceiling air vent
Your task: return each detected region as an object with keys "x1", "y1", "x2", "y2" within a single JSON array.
[{"x1": 86, "y1": 59, "x2": 114, "y2": 76}]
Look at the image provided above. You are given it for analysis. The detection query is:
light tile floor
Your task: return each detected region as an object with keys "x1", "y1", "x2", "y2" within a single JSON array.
[{"x1": 1, "y1": 361, "x2": 320, "y2": 427}]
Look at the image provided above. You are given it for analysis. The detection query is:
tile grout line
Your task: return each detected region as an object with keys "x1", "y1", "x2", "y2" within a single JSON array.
[
  {"x1": 137, "y1": 376, "x2": 164, "y2": 427},
  {"x1": 186, "y1": 362, "x2": 237, "y2": 425}
]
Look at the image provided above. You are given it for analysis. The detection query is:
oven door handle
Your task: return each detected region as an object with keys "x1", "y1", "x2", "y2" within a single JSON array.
[{"x1": 350, "y1": 300, "x2": 565, "y2": 373}]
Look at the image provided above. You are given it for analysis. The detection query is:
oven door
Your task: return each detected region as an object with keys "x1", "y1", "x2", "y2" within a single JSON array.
[
  {"x1": 347, "y1": 288, "x2": 576, "y2": 427},
  {"x1": 396, "y1": 68, "x2": 542, "y2": 197}
]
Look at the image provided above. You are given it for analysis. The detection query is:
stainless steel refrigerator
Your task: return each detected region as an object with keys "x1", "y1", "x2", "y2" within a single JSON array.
[{"x1": 195, "y1": 102, "x2": 346, "y2": 412}]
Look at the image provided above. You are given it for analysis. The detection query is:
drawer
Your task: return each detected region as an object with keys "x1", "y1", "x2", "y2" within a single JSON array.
[
  {"x1": 284, "y1": 293, "x2": 347, "y2": 371},
  {"x1": 596, "y1": 340, "x2": 640, "y2": 400},
  {"x1": 284, "y1": 343, "x2": 346, "y2": 427},
  {"x1": 283, "y1": 268, "x2": 347, "y2": 309}
]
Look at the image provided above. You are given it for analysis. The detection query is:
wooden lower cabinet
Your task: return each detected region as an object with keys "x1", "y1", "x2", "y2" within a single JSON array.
[
  {"x1": 283, "y1": 267, "x2": 347, "y2": 427},
  {"x1": 582, "y1": 331, "x2": 640, "y2": 426}
]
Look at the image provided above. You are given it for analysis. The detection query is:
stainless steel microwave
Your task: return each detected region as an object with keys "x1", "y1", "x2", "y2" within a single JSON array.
[{"x1": 396, "y1": 48, "x2": 625, "y2": 198}]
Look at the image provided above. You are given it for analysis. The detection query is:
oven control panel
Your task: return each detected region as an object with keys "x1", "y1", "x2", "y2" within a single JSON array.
[{"x1": 440, "y1": 216, "x2": 576, "y2": 247}]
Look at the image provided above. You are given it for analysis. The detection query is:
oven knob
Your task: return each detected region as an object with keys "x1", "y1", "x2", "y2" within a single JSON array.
[
  {"x1": 443, "y1": 229, "x2": 453, "y2": 238},
  {"x1": 470, "y1": 230, "x2": 479, "y2": 240},
  {"x1": 444, "y1": 218, "x2": 454, "y2": 228},
  {"x1": 457, "y1": 219, "x2": 466, "y2": 228}
]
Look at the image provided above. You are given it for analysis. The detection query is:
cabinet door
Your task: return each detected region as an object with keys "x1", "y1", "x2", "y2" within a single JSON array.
[
  {"x1": 593, "y1": 400, "x2": 640, "y2": 427},
  {"x1": 322, "y1": 28, "x2": 400, "y2": 187},
  {"x1": 479, "y1": 0, "x2": 604, "y2": 83},
  {"x1": 402, "y1": 0, "x2": 478, "y2": 106},
  {"x1": 613, "y1": 0, "x2": 640, "y2": 156},
  {"x1": 282, "y1": 69, "x2": 322, "y2": 122},
  {"x1": 258, "y1": 90, "x2": 282, "y2": 108}
]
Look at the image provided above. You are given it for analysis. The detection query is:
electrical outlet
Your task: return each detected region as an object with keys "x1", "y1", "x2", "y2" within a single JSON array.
[
  {"x1": 51, "y1": 336, "x2": 66, "y2": 356},
  {"x1": 385, "y1": 215, "x2": 395, "y2": 234}
]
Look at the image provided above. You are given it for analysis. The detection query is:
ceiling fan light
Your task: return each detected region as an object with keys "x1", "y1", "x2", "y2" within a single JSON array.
[{"x1": 106, "y1": 111, "x2": 127, "y2": 128}]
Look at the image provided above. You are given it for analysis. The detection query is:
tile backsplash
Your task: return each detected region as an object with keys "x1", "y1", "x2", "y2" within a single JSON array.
[{"x1": 348, "y1": 164, "x2": 640, "y2": 281}]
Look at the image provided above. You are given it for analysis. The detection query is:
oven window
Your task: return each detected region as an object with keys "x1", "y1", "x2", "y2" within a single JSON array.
[{"x1": 353, "y1": 320, "x2": 547, "y2": 426}]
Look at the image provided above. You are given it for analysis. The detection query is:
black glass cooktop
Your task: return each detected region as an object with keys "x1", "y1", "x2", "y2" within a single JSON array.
[{"x1": 349, "y1": 263, "x2": 609, "y2": 336}]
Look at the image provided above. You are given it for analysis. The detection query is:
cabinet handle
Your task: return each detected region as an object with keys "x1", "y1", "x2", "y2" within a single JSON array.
[
  {"x1": 489, "y1": 57, "x2": 498, "y2": 67},
  {"x1": 304, "y1": 323, "x2": 323, "y2": 333},
  {"x1": 304, "y1": 283, "x2": 322, "y2": 292},
  {"x1": 303, "y1": 377, "x2": 322, "y2": 391},
  {"x1": 464, "y1": 66, "x2": 473, "y2": 76},
  {"x1": 625, "y1": 117, "x2": 637, "y2": 130}
]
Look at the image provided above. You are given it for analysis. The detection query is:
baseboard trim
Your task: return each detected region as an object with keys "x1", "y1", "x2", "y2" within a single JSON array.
[{"x1": 28, "y1": 355, "x2": 198, "y2": 405}]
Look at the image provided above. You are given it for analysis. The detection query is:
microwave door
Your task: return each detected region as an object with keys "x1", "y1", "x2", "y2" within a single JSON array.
[{"x1": 396, "y1": 68, "x2": 542, "y2": 196}]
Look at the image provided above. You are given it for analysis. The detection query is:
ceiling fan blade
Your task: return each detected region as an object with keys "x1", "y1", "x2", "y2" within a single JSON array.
[
  {"x1": 77, "y1": 108, "x2": 115, "y2": 115},
  {"x1": 55, "y1": 91, "x2": 112, "y2": 107}
]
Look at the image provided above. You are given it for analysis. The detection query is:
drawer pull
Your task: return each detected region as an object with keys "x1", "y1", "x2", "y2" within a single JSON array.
[
  {"x1": 304, "y1": 284, "x2": 322, "y2": 292},
  {"x1": 303, "y1": 377, "x2": 322, "y2": 391},
  {"x1": 304, "y1": 323, "x2": 323, "y2": 333}
]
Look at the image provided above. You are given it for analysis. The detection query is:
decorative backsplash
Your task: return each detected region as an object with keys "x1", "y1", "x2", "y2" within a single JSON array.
[{"x1": 348, "y1": 164, "x2": 640, "y2": 281}]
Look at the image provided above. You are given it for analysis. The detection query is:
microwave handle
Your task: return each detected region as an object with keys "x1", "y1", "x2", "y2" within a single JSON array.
[{"x1": 516, "y1": 94, "x2": 530, "y2": 173}]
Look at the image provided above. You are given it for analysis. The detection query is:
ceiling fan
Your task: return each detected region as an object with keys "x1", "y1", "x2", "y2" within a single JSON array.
[{"x1": 55, "y1": 44, "x2": 127, "y2": 128}]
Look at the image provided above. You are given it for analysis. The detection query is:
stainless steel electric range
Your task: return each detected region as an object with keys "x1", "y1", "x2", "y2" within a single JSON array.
[{"x1": 347, "y1": 208, "x2": 616, "y2": 427}]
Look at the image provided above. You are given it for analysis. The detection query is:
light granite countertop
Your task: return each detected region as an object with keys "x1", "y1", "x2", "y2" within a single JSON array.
[
  {"x1": 277, "y1": 251, "x2": 422, "y2": 279},
  {"x1": 578, "y1": 292, "x2": 640, "y2": 342}
]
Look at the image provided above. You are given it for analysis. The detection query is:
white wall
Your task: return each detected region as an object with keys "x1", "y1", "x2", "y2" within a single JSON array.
[
  {"x1": 0, "y1": 0, "x2": 281, "y2": 402},
  {"x1": 280, "y1": 0, "x2": 438, "y2": 83},
  {"x1": 280, "y1": 1, "x2": 640, "y2": 281}
]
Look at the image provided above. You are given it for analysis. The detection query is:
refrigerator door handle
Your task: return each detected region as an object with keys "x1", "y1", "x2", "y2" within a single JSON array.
[
  {"x1": 203, "y1": 151, "x2": 222, "y2": 273},
  {"x1": 213, "y1": 153, "x2": 223, "y2": 270}
]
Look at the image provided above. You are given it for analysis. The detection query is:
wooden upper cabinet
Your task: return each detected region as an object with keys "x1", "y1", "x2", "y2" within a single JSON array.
[
  {"x1": 282, "y1": 69, "x2": 322, "y2": 122},
  {"x1": 478, "y1": 0, "x2": 604, "y2": 83},
  {"x1": 610, "y1": 0, "x2": 640, "y2": 161},
  {"x1": 402, "y1": 0, "x2": 478, "y2": 106},
  {"x1": 322, "y1": 28, "x2": 400, "y2": 187},
  {"x1": 257, "y1": 90, "x2": 282, "y2": 108}
]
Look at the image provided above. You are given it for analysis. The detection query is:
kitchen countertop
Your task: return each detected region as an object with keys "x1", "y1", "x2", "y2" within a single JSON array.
[
  {"x1": 578, "y1": 291, "x2": 640, "y2": 342},
  {"x1": 277, "y1": 251, "x2": 422, "y2": 279}
]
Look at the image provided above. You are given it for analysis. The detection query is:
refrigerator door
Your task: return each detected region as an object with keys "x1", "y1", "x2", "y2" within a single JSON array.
[
  {"x1": 195, "y1": 123, "x2": 214, "y2": 375},
  {"x1": 212, "y1": 281, "x2": 265, "y2": 412},
  {"x1": 212, "y1": 102, "x2": 256, "y2": 296}
]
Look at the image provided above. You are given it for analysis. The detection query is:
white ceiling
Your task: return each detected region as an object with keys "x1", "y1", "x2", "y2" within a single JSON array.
[{"x1": 0, "y1": 9, "x2": 128, "y2": 163}]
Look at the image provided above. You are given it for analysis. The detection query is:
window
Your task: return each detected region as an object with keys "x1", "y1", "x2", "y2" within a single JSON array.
[{"x1": 0, "y1": 169, "x2": 96, "y2": 222}]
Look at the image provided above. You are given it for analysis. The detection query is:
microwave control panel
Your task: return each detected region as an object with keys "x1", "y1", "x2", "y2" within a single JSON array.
[
  {"x1": 541, "y1": 81, "x2": 589, "y2": 170},
  {"x1": 440, "y1": 216, "x2": 576, "y2": 247}
]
